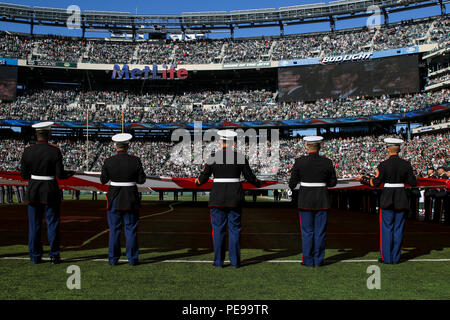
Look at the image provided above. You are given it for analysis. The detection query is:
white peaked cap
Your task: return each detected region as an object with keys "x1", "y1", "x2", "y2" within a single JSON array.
[
  {"x1": 384, "y1": 138, "x2": 404, "y2": 146},
  {"x1": 217, "y1": 129, "x2": 237, "y2": 141},
  {"x1": 32, "y1": 121, "x2": 54, "y2": 131},
  {"x1": 303, "y1": 136, "x2": 324, "y2": 144},
  {"x1": 112, "y1": 133, "x2": 132, "y2": 143}
]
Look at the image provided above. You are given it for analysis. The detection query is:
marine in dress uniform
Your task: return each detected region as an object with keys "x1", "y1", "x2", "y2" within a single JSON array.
[
  {"x1": 288, "y1": 136, "x2": 337, "y2": 267},
  {"x1": 433, "y1": 167, "x2": 448, "y2": 224},
  {"x1": 445, "y1": 169, "x2": 450, "y2": 225},
  {"x1": 100, "y1": 133, "x2": 146, "y2": 266},
  {"x1": 359, "y1": 138, "x2": 417, "y2": 264},
  {"x1": 424, "y1": 167, "x2": 437, "y2": 222},
  {"x1": 19, "y1": 186, "x2": 25, "y2": 203},
  {"x1": 439, "y1": 167, "x2": 450, "y2": 225},
  {"x1": 195, "y1": 130, "x2": 261, "y2": 268},
  {"x1": 0, "y1": 185, "x2": 4, "y2": 204},
  {"x1": 20, "y1": 122, "x2": 74, "y2": 264},
  {"x1": 13, "y1": 186, "x2": 21, "y2": 203},
  {"x1": 6, "y1": 185, "x2": 12, "y2": 203}
]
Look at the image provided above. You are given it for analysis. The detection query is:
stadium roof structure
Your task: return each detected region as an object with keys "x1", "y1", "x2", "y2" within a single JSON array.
[{"x1": 0, "y1": 0, "x2": 447, "y2": 36}]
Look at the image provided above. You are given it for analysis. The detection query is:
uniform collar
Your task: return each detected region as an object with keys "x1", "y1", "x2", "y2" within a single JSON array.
[
  {"x1": 117, "y1": 151, "x2": 128, "y2": 154},
  {"x1": 36, "y1": 139, "x2": 48, "y2": 144}
]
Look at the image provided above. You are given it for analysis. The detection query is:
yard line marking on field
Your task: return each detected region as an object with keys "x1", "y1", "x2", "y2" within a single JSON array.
[
  {"x1": 139, "y1": 202, "x2": 180, "y2": 220},
  {"x1": 2, "y1": 257, "x2": 450, "y2": 263},
  {"x1": 407, "y1": 258, "x2": 450, "y2": 262},
  {"x1": 61, "y1": 202, "x2": 180, "y2": 250}
]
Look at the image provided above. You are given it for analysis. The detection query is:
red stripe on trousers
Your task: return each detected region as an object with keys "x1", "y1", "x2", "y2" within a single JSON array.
[
  {"x1": 379, "y1": 208, "x2": 383, "y2": 261},
  {"x1": 210, "y1": 211, "x2": 214, "y2": 242},
  {"x1": 299, "y1": 212, "x2": 303, "y2": 265}
]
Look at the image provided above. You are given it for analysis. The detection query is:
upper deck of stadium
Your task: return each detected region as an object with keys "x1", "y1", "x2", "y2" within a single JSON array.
[
  {"x1": 0, "y1": 0, "x2": 448, "y2": 34},
  {"x1": 0, "y1": 1, "x2": 448, "y2": 131},
  {"x1": 0, "y1": 1, "x2": 448, "y2": 67}
]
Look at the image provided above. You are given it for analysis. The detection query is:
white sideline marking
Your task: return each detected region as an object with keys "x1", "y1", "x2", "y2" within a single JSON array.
[
  {"x1": 1, "y1": 257, "x2": 450, "y2": 263},
  {"x1": 407, "y1": 259, "x2": 450, "y2": 262}
]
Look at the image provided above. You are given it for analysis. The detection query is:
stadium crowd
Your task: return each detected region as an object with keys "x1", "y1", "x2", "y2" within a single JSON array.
[
  {"x1": 0, "y1": 90, "x2": 78, "y2": 121},
  {"x1": 0, "y1": 33, "x2": 34, "y2": 59},
  {"x1": 223, "y1": 39, "x2": 272, "y2": 63},
  {"x1": 371, "y1": 19, "x2": 432, "y2": 51},
  {"x1": 32, "y1": 38, "x2": 85, "y2": 65},
  {"x1": 135, "y1": 41, "x2": 173, "y2": 65},
  {"x1": 0, "y1": 16, "x2": 447, "y2": 64},
  {"x1": 82, "y1": 40, "x2": 137, "y2": 65},
  {"x1": 1, "y1": 89, "x2": 448, "y2": 123},
  {"x1": 281, "y1": 90, "x2": 450, "y2": 119},
  {"x1": 1, "y1": 132, "x2": 449, "y2": 181},
  {"x1": 429, "y1": 18, "x2": 450, "y2": 44},
  {"x1": 426, "y1": 74, "x2": 450, "y2": 86},
  {"x1": 274, "y1": 18, "x2": 442, "y2": 60},
  {"x1": 174, "y1": 40, "x2": 225, "y2": 65}
]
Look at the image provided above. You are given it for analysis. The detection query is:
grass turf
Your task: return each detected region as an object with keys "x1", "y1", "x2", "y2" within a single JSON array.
[{"x1": 0, "y1": 200, "x2": 449, "y2": 300}]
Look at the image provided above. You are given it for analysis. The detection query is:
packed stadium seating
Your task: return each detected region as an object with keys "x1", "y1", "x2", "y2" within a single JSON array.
[
  {"x1": 0, "y1": 34, "x2": 33, "y2": 59},
  {"x1": 0, "y1": 16, "x2": 448, "y2": 65},
  {"x1": 427, "y1": 74, "x2": 450, "y2": 86},
  {"x1": 174, "y1": 40, "x2": 225, "y2": 65},
  {"x1": 2, "y1": 132, "x2": 448, "y2": 181},
  {"x1": 1, "y1": 88, "x2": 448, "y2": 123},
  {"x1": 0, "y1": 13, "x2": 449, "y2": 182},
  {"x1": 223, "y1": 39, "x2": 272, "y2": 63}
]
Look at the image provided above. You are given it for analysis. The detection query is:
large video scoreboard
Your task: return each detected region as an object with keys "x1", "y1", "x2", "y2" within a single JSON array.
[
  {"x1": 0, "y1": 66, "x2": 17, "y2": 101},
  {"x1": 278, "y1": 55, "x2": 420, "y2": 102}
]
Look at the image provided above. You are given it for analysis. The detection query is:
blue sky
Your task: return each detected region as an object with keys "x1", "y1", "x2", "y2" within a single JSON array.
[{"x1": 0, "y1": 0, "x2": 447, "y2": 38}]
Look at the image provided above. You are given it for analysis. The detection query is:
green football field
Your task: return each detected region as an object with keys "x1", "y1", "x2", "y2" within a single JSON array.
[{"x1": 0, "y1": 200, "x2": 449, "y2": 300}]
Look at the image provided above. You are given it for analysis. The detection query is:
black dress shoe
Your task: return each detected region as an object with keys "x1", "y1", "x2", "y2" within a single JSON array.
[
  {"x1": 231, "y1": 264, "x2": 240, "y2": 269},
  {"x1": 314, "y1": 262, "x2": 325, "y2": 268},
  {"x1": 31, "y1": 259, "x2": 42, "y2": 264},
  {"x1": 300, "y1": 262, "x2": 313, "y2": 267},
  {"x1": 212, "y1": 263, "x2": 223, "y2": 268},
  {"x1": 130, "y1": 261, "x2": 140, "y2": 266},
  {"x1": 50, "y1": 256, "x2": 61, "y2": 265}
]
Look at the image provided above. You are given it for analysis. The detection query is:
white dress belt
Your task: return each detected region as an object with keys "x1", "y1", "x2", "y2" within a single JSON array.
[
  {"x1": 213, "y1": 178, "x2": 240, "y2": 183},
  {"x1": 110, "y1": 182, "x2": 137, "y2": 187},
  {"x1": 384, "y1": 183, "x2": 405, "y2": 188},
  {"x1": 300, "y1": 182, "x2": 327, "y2": 187},
  {"x1": 31, "y1": 175, "x2": 55, "y2": 181}
]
